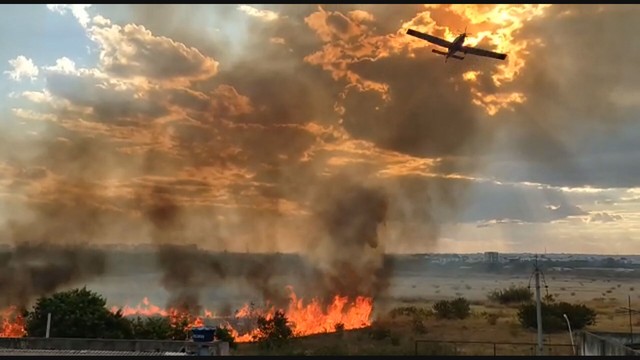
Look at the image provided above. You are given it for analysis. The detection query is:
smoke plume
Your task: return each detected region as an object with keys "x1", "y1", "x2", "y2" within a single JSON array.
[{"x1": 3, "y1": 3, "x2": 636, "y2": 310}]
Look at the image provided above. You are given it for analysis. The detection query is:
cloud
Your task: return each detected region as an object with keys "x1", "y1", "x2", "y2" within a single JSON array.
[
  {"x1": 237, "y1": 5, "x2": 279, "y2": 21},
  {"x1": 5, "y1": 56, "x2": 39, "y2": 82},
  {"x1": 46, "y1": 4, "x2": 92, "y2": 28},
  {"x1": 3, "y1": 4, "x2": 640, "y2": 309},
  {"x1": 43, "y1": 57, "x2": 77, "y2": 74},
  {"x1": 468, "y1": 5, "x2": 640, "y2": 189},
  {"x1": 88, "y1": 22, "x2": 219, "y2": 84},
  {"x1": 587, "y1": 212, "x2": 623, "y2": 223},
  {"x1": 476, "y1": 218, "x2": 524, "y2": 228}
]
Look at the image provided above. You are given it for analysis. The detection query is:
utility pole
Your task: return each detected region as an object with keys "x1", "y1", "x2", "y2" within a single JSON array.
[
  {"x1": 616, "y1": 295, "x2": 639, "y2": 342},
  {"x1": 45, "y1": 313, "x2": 51, "y2": 338},
  {"x1": 629, "y1": 295, "x2": 633, "y2": 339},
  {"x1": 534, "y1": 257, "x2": 543, "y2": 356}
]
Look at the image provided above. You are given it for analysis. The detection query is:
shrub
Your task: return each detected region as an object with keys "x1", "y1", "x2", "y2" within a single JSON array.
[
  {"x1": 390, "y1": 334, "x2": 401, "y2": 346},
  {"x1": 130, "y1": 316, "x2": 176, "y2": 340},
  {"x1": 412, "y1": 317, "x2": 427, "y2": 334},
  {"x1": 433, "y1": 297, "x2": 471, "y2": 320},
  {"x1": 486, "y1": 313, "x2": 499, "y2": 325},
  {"x1": 369, "y1": 323, "x2": 391, "y2": 340},
  {"x1": 253, "y1": 310, "x2": 293, "y2": 349},
  {"x1": 24, "y1": 287, "x2": 133, "y2": 339},
  {"x1": 488, "y1": 286, "x2": 533, "y2": 305},
  {"x1": 389, "y1": 306, "x2": 431, "y2": 320},
  {"x1": 517, "y1": 302, "x2": 597, "y2": 332},
  {"x1": 215, "y1": 326, "x2": 237, "y2": 350}
]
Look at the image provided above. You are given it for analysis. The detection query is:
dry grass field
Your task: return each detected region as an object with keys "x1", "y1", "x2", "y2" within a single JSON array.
[
  {"x1": 77, "y1": 255, "x2": 639, "y2": 356},
  {"x1": 228, "y1": 272, "x2": 639, "y2": 356}
]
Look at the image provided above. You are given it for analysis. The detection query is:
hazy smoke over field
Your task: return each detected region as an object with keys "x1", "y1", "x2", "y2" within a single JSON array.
[
  {"x1": 0, "y1": 176, "x2": 110, "y2": 307},
  {"x1": 1, "y1": 3, "x2": 637, "y2": 309}
]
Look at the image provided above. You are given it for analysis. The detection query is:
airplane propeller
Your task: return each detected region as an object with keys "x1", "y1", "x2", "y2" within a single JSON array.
[{"x1": 457, "y1": 26, "x2": 473, "y2": 37}]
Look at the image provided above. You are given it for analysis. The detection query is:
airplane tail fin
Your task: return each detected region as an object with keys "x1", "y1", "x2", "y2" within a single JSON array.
[{"x1": 432, "y1": 49, "x2": 464, "y2": 60}]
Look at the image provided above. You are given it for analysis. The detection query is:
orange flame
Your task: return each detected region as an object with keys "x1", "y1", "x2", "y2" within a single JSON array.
[
  {"x1": 1, "y1": 306, "x2": 26, "y2": 338},
  {"x1": 111, "y1": 297, "x2": 218, "y2": 333},
  {"x1": 113, "y1": 297, "x2": 171, "y2": 317},
  {"x1": 0, "y1": 287, "x2": 373, "y2": 342},
  {"x1": 223, "y1": 287, "x2": 373, "y2": 342}
]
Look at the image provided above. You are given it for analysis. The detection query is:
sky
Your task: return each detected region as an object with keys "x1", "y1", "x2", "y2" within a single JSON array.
[{"x1": 2, "y1": 4, "x2": 640, "y2": 255}]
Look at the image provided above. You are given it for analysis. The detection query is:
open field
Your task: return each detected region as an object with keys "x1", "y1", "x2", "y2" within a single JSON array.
[
  {"x1": 80, "y1": 270, "x2": 637, "y2": 355},
  {"x1": 227, "y1": 273, "x2": 636, "y2": 355},
  {"x1": 6, "y1": 249, "x2": 637, "y2": 355},
  {"x1": 88, "y1": 269, "x2": 639, "y2": 322}
]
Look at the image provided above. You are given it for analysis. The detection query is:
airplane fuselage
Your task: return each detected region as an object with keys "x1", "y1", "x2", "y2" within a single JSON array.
[{"x1": 446, "y1": 34, "x2": 466, "y2": 62}]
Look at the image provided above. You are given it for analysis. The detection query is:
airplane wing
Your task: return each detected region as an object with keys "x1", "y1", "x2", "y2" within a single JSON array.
[
  {"x1": 462, "y1": 45, "x2": 507, "y2": 60},
  {"x1": 406, "y1": 29, "x2": 452, "y2": 49}
]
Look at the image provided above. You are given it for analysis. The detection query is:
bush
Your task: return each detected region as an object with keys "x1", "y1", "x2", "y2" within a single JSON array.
[
  {"x1": 488, "y1": 286, "x2": 533, "y2": 305},
  {"x1": 433, "y1": 297, "x2": 471, "y2": 320},
  {"x1": 486, "y1": 313, "x2": 499, "y2": 325},
  {"x1": 130, "y1": 316, "x2": 174, "y2": 340},
  {"x1": 389, "y1": 306, "x2": 431, "y2": 320},
  {"x1": 253, "y1": 310, "x2": 293, "y2": 349},
  {"x1": 369, "y1": 325, "x2": 391, "y2": 341},
  {"x1": 517, "y1": 302, "x2": 597, "y2": 332},
  {"x1": 390, "y1": 335, "x2": 401, "y2": 346},
  {"x1": 214, "y1": 326, "x2": 237, "y2": 350},
  {"x1": 24, "y1": 287, "x2": 133, "y2": 339},
  {"x1": 544, "y1": 294, "x2": 556, "y2": 303}
]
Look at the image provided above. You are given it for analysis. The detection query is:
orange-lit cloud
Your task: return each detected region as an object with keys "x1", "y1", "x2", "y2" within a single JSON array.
[
  {"x1": 237, "y1": 5, "x2": 280, "y2": 21},
  {"x1": 305, "y1": 4, "x2": 551, "y2": 116},
  {"x1": 1, "y1": 3, "x2": 636, "y2": 258}
]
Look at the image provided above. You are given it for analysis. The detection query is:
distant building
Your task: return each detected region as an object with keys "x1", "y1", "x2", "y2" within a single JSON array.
[{"x1": 484, "y1": 251, "x2": 500, "y2": 264}]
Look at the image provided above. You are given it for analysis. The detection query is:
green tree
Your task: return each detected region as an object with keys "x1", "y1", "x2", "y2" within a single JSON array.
[
  {"x1": 433, "y1": 298, "x2": 471, "y2": 320},
  {"x1": 24, "y1": 287, "x2": 133, "y2": 339},
  {"x1": 130, "y1": 316, "x2": 174, "y2": 340},
  {"x1": 253, "y1": 310, "x2": 293, "y2": 349},
  {"x1": 488, "y1": 286, "x2": 533, "y2": 305},
  {"x1": 517, "y1": 301, "x2": 597, "y2": 332},
  {"x1": 214, "y1": 326, "x2": 237, "y2": 350}
]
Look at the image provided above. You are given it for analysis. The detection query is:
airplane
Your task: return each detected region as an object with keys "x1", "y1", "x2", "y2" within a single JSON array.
[{"x1": 406, "y1": 27, "x2": 507, "y2": 63}]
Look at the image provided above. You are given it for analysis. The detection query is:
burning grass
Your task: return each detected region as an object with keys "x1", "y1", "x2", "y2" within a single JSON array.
[
  {"x1": 0, "y1": 306, "x2": 25, "y2": 338},
  {"x1": 0, "y1": 286, "x2": 373, "y2": 342}
]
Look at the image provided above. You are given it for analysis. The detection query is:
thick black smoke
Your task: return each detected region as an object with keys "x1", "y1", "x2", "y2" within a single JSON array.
[
  {"x1": 0, "y1": 149, "x2": 112, "y2": 308},
  {"x1": 303, "y1": 176, "x2": 391, "y2": 303},
  {"x1": 0, "y1": 242, "x2": 105, "y2": 308}
]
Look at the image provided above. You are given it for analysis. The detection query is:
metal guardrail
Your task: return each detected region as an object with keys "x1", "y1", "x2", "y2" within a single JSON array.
[{"x1": 414, "y1": 339, "x2": 575, "y2": 356}]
